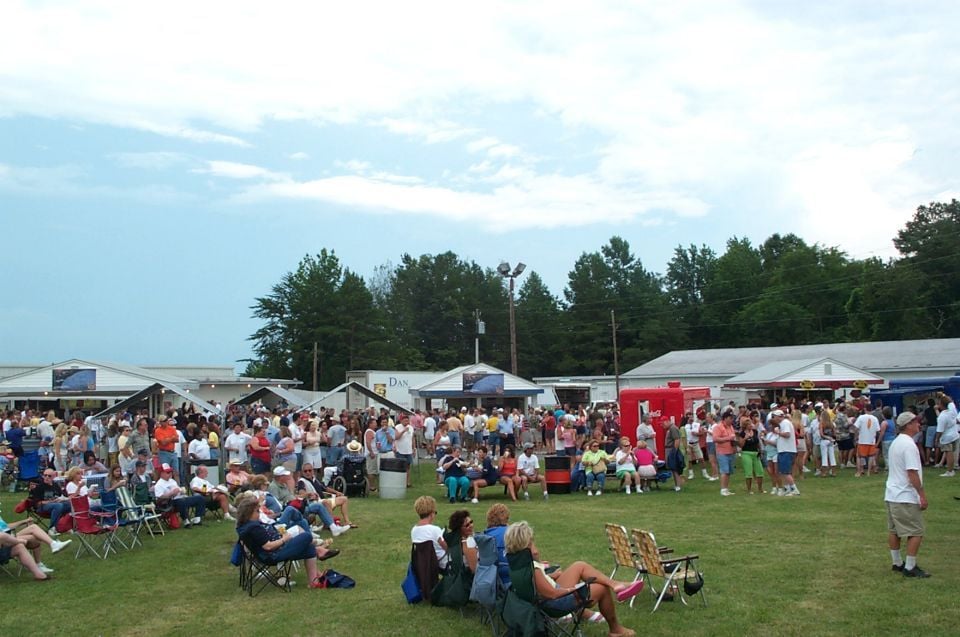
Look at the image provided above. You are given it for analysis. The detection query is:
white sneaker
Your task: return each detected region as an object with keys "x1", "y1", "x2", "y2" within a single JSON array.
[
  {"x1": 523, "y1": 491, "x2": 530, "y2": 500},
  {"x1": 940, "y1": 471, "x2": 955, "y2": 477},
  {"x1": 625, "y1": 486, "x2": 632, "y2": 495},
  {"x1": 50, "y1": 539, "x2": 72, "y2": 554},
  {"x1": 635, "y1": 488, "x2": 642, "y2": 494},
  {"x1": 776, "y1": 488, "x2": 785, "y2": 496},
  {"x1": 586, "y1": 490, "x2": 593, "y2": 496},
  {"x1": 543, "y1": 492, "x2": 548, "y2": 500},
  {"x1": 802, "y1": 466, "x2": 811, "y2": 473},
  {"x1": 595, "y1": 490, "x2": 602, "y2": 496},
  {"x1": 785, "y1": 490, "x2": 799, "y2": 497},
  {"x1": 470, "y1": 497, "x2": 479, "y2": 504},
  {"x1": 38, "y1": 562, "x2": 54, "y2": 574},
  {"x1": 701, "y1": 470, "x2": 711, "y2": 480},
  {"x1": 674, "y1": 486, "x2": 681, "y2": 492},
  {"x1": 48, "y1": 528, "x2": 59, "y2": 537},
  {"x1": 331, "y1": 524, "x2": 349, "y2": 537},
  {"x1": 687, "y1": 471, "x2": 694, "y2": 480},
  {"x1": 720, "y1": 489, "x2": 733, "y2": 496},
  {"x1": 310, "y1": 525, "x2": 325, "y2": 533},
  {"x1": 224, "y1": 513, "x2": 235, "y2": 521},
  {"x1": 190, "y1": 517, "x2": 202, "y2": 526}
]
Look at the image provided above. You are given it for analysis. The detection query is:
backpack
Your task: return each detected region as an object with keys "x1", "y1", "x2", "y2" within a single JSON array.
[{"x1": 469, "y1": 533, "x2": 499, "y2": 605}]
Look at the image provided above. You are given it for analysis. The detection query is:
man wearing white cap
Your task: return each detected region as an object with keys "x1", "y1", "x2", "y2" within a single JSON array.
[
  {"x1": 154, "y1": 462, "x2": 206, "y2": 526},
  {"x1": 885, "y1": 411, "x2": 929, "y2": 577},
  {"x1": 772, "y1": 410, "x2": 800, "y2": 496}
]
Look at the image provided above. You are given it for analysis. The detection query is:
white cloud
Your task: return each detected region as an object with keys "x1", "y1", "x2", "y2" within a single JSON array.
[
  {"x1": 288, "y1": 152, "x2": 310, "y2": 161},
  {"x1": 333, "y1": 159, "x2": 372, "y2": 173},
  {"x1": 110, "y1": 151, "x2": 189, "y2": 169},
  {"x1": 194, "y1": 160, "x2": 286, "y2": 181},
  {"x1": 0, "y1": 0, "x2": 956, "y2": 244}
]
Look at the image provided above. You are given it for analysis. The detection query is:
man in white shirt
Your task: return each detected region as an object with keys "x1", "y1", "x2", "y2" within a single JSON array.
[
  {"x1": 684, "y1": 415, "x2": 710, "y2": 480},
  {"x1": 423, "y1": 411, "x2": 438, "y2": 455},
  {"x1": 154, "y1": 463, "x2": 207, "y2": 526},
  {"x1": 462, "y1": 407, "x2": 477, "y2": 452},
  {"x1": 290, "y1": 419, "x2": 303, "y2": 473},
  {"x1": 934, "y1": 395, "x2": 959, "y2": 477},
  {"x1": 773, "y1": 410, "x2": 799, "y2": 496},
  {"x1": 885, "y1": 411, "x2": 929, "y2": 577},
  {"x1": 517, "y1": 443, "x2": 548, "y2": 500},
  {"x1": 224, "y1": 422, "x2": 251, "y2": 466},
  {"x1": 189, "y1": 465, "x2": 233, "y2": 520},
  {"x1": 394, "y1": 413, "x2": 415, "y2": 488},
  {"x1": 853, "y1": 409, "x2": 881, "y2": 477}
]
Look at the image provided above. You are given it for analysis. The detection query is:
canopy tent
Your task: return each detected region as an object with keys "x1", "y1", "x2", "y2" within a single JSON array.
[
  {"x1": 723, "y1": 357, "x2": 884, "y2": 390},
  {"x1": 301, "y1": 381, "x2": 412, "y2": 415},
  {"x1": 232, "y1": 385, "x2": 309, "y2": 409},
  {"x1": 93, "y1": 382, "x2": 221, "y2": 419}
]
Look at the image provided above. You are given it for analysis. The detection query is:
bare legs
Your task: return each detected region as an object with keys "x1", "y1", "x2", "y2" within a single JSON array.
[{"x1": 553, "y1": 562, "x2": 633, "y2": 636}]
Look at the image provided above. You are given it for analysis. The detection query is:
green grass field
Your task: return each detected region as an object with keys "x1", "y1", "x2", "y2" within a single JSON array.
[{"x1": 1, "y1": 462, "x2": 957, "y2": 637}]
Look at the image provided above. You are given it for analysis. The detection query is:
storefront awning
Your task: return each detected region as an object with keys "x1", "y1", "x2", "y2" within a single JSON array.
[{"x1": 723, "y1": 357, "x2": 884, "y2": 390}]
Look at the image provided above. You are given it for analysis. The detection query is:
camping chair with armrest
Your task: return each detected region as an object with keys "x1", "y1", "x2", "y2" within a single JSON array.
[
  {"x1": 97, "y1": 488, "x2": 137, "y2": 550},
  {"x1": 470, "y1": 533, "x2": 506, "y2": 637},
  {"x1": 431, "y1": 530, "x2": 474, "y2": 612},
  {"x1": 631, "y1": 528, "x2": 706, "y2": 613},
  {"x1": 238, "y1": 535, "x2": 293, "y2": 597},
  {"x1": 505, "y1": 548, "x2": 592, "y2": 637},
  {"x1": 410, "y1": 540, "x2": 440, "y2": 604},
  {"x1": 117, "y1": 485, "x2": 163, "y2": 539},
  {"x1": 69, "y1": 494, "x2": 118, "y2": 560}
]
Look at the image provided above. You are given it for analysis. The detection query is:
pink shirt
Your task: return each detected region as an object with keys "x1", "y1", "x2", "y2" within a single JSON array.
[
  {"x1": 711, "y1": 423, "x2": 736, "y2": 455},
  {"x1": 633, "y1": 447, "x2": 656, "y2": 467}
]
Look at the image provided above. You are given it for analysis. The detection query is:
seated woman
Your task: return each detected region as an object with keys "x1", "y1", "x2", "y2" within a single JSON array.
[
  {"x1": 582, "y1": 440, "x2": 611, "y2": 496},
  {"x1": 468, "y1": 446, "x2": 500, "y2": 504},
  {"x1": 504, "y1": 521, "x2": 640, "y2": 637},
  {"x1": 570, "y1": 442, "x2": 587, "y2": 493},
  {"x1": 633, "y1": 441, "x2": 659, "y2": 492},
  {"x1": 0, "y1": 510, "x2": 72, "y2": 578},
  {"x1": 614, "y1": 437, "x2": 641, "y2": 495},
  {"x1": 234, "y1": 494, "x2": 338, "y2": 590},
  {"x1": 497, "y1": 446, "x2": 520, "y2": 502},
  {"x1": 439, "y1": 446, "x2": 471, "y2": 504},
  {"x1": 411, "y1": 496, "x2": 448, "y2": 568},
  {"x1": 81, "y1": 451, "x2": 108, "y2": 476},
  {"x1": 481, "y1": 503, "x2": 511, "y2": 585},
  {"x1": 448, "y1": 509, "x2": 478, "y2": 573}
]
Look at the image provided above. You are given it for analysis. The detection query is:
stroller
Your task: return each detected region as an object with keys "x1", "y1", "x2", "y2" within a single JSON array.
[{"x1": 331, "y1": 455, "x2": 367, "y2": 498}]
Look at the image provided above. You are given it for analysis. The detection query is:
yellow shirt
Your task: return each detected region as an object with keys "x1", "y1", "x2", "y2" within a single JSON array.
[{"x1": 487, "y1": 416, "x2": 499, "y2": 433}]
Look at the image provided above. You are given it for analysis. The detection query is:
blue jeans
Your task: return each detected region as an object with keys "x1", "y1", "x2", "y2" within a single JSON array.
[
  {"x1": 586, "y1": 471, "x2": 606, "y2": 491},
  {"x1": 39, "y1": 501, "x2": 71, "y2": 528},
  {"x1": 305, "y1": 502, "x2": 335, "y2": 528},
  {"x1": 170, "y1": 495, "x2": 206, "y2": 520},
  {"x1": 445, "y1": 476, "x2": 470, "y2": 501},
  {"x1": 488, "y1": 432, "x2": 499, "y2": 453},
  {"x1": 448, "y1": 431, "x2": 461, "y2": 448},
  {"x1": 570, "y1": 469, "x2": 586, "y2": 492},
  {"x1": 264, "y1": 530, "x2": 315, "y2": 563},
  {"x1": 250, "y1": 457, "x2": 271, "y2": 475},
  {"x1": 277, "y1": 506, "x2": 310, "y2": 534},
  {"x1": 326, "y1": 446, "x2": 343, "y2": 468}
]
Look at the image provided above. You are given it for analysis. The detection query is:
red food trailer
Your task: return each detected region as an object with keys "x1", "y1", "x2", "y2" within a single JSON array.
[{"x1": 620, "y1": 382, "x2": 712, "y2": 456}]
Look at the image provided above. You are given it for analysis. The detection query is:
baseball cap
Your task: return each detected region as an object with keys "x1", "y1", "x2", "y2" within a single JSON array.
[
  {"x1": 273, "y1": 466, "x2": 291, "y2": 477},
  {"x1": 135, "y1": 460, "x2": 147, "y2": 468},
  {"x1": 523, "y1": 442, "x2": 534, "y2": 450},
  {"x1": 895, "y1": 411, "x2": 918, "y2": 431},
  {"x1": 160, "y1": 463, "x2": 174, "y2": 473},
  {"x1": 770, "y1": 409, "x2": 785, "y2": 417}
]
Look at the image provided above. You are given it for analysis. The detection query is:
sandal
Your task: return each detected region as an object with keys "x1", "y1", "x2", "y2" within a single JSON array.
[
  {"x1": 318, "y1": 548, "x2": 340, "y2": 561},
  {"x1": 348, "y1": 523, "x2": 359, "y2": 529},
  {"x1": 615, "y1": 580, "x2": 644, "y2": 602}
]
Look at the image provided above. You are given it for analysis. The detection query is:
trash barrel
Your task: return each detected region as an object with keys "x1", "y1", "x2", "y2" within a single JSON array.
[
  {"x1": 379, "y1": 457, "x2": 408, "y2": 499},
  {"x1": 545, "y1": 455, "x2": 571, "y2": 495}
]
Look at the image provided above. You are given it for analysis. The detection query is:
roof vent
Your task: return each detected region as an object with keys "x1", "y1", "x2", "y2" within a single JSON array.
[{"x1": 824, "y1": 363, "x2": 832, "y2": 375}]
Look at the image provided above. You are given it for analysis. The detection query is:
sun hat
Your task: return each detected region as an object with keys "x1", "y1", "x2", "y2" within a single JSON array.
[{"x1": 346, "y1": 440, "x2": 363, "y2": 453}]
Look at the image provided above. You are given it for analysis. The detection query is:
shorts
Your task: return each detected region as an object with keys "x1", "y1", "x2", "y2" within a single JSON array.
[
  {"x1": 666, "y1": 448, "x2": 685, "y2": 472},
  {"x1": 365, "y1": 455, "x2": 379, "y2": 475},
  {"x1": 717, "y1": 453, "x2": 735, "y2": 475},
  {"x1": 0, "y1": 545, "x2": 11, "y2": 564},
  {"x1": 838, "y1": 438, "x2": 854, "y2": 451},
  {"x1": 939, "y1": 439, "x2": 960, "y2": 454},
  {"x1": 637, "y1": 465, "x2": 657, "y2": 478},
  {"x1": 924, "y1": 427, "x2": 937, "y2": 447},
  {"x1": 886, "y1": 501, "x2": 925, "y2": 538},
  {"x1": 686, "y1": 443, "x2": 703, "y2": 461},
  {"x1": 764, "y1": 447, "x2": 778, "y2": 463},
  {"x1": 796, "y1": 439, "x2": 807, "y2": 453},
  {"x1": 542, "y1": 590, "x2": 581, "y2": 613},
  {"x1": 616, "y1": 469, "x2": 637, "y2": 480},
  {"x1": 857, "y1": 444, "x2": 877, "y2": 458},
  {"x1": 396, "y1": 453, "x2": 414, "y2": 468},
  {"x1": 706, "y1": 442, "x2": 716, "y2": 457},
  {"x1": 741, "y1": 451, "x2": 764, "y2": 478},
  {"x1": 777, "y1": 452, "x2": 796, "y2": 475}
]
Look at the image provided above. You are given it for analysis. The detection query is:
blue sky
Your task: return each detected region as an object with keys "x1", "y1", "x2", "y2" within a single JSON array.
[{"x1": 1, "y1": 1, "x2": 957, "y2": 369}]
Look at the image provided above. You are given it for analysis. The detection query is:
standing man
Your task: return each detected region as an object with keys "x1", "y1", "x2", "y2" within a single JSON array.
[
  {"x1": 363, "y1": 420, "x2": 379, "y2": 493},
  {"x1": 935, "y1": 394, "x2": 959, "y2": 477},
  {"x1": 154, "y1": 415, "x2": 180, "y2": 479},
  {"x1": 423, "y1": 409, "x2": 437, "y2": 456},
  {"x1": 711, "y1": 412, "x2": 737, "y2": 496},
  {"x1": 446, "y1": 410, "x2": 463, "y2": 449},
  {"x1": 394, "y1": 413, "x2": 415, "y2": 488},
  {"x1": 772, "y1": 410, "x2": 800, "y2": 496},
  {"x1": 886, "y1": 411, "x2": 929, "y2": 577},
  {"x1": 853, "y1": 406, "x2": 881, "y2": 477}
]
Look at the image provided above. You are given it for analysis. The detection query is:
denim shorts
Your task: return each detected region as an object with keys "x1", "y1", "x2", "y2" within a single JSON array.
[
  {"x1": 707, "y1": 442, "x2": 716, "y2": 457},
  {"x1": 717, "y1": 453, "x2": 735, "y2": 475},
  {"x1": 777, "y1": 452, "x2": 796, "y2": 475}
]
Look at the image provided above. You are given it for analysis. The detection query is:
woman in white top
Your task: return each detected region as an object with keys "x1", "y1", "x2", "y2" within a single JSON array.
[
  {"x1": 302, "y1": 420, "x2": 324, "y2": 471},
  {"x1": 614, "y1": 437, "x2": 640, "y2": 494},
  {"x1": 411, "y1": 496, "x2": 448, "y2": 568}
]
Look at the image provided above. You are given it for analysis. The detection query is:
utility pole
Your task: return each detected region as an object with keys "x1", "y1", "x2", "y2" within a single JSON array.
[
  {"x1": 475, "y1": 310, "x2": 484, "y2": 364},
  {"x1": 497, "y1": 262, "x2": 526, "y2": 376},
  {"x1": 611, "y1": 310, "x2": 620, "y2": 399},
  {"x1": 312, "y1": 342, "x2": 318, "y2": 392}
]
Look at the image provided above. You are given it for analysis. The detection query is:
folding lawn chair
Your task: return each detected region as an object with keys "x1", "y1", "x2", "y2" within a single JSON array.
[
  {"x1": 120, "y1": 485, "x2": 164, "y2": 538},
  {"x1": 470, "y1": 533, "x2": 505, "y2": 637},
  {"x1": 631, "y1": 528, "x2": 706, "y2": 613},
  {"x1": 239, "y1": 541, "x2": 293, "y2": 597},
  {"x1": 505, "y1": 548, "x2": 592, "y2": 637},
  {"x1": 69, "y1": 494, "x2": 119, "y2": 560}
]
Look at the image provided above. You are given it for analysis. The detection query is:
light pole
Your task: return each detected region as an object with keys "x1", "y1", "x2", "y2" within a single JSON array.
[{"x1": 497, "y1": 261, "x2": 526, "y2": 376}]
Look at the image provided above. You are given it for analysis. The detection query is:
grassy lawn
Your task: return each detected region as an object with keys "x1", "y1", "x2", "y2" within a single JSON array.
[{"x1": 1, "y1": 461, "x2": 957, "y2": 637}]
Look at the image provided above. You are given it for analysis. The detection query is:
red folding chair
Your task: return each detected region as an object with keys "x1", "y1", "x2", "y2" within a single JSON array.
[{"x1": 69, "y1": 495, "x2": 119, "y2": 560}]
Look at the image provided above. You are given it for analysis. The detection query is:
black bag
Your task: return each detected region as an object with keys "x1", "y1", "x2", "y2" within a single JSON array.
[{"x1": 324, "y1": 569, "x2": 356, "y2": 589}]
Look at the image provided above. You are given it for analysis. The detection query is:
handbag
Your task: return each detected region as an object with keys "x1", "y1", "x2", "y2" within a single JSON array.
[
  {"x1": 324, "y1": 569, "x2": 356, "y2": 589},
  {"x1": 401, "y1": 562, "x2": 423, "y2": 603},
  {"x1": 229, "y1": 542, "x2": 244, "y2": 567}
]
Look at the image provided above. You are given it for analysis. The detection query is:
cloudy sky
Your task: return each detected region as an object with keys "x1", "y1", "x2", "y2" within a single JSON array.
[{"x1": 1, "y1": 1, "x2": 957, "y2": 369}]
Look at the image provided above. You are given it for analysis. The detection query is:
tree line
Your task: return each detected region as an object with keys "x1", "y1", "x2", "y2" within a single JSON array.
[{"x1": 246, "y1": 200, "x2": 960, "y2": 387}]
